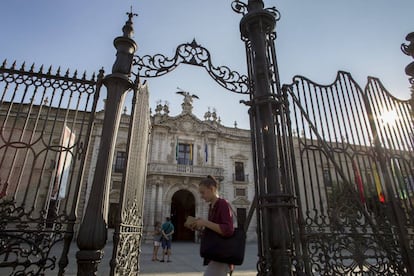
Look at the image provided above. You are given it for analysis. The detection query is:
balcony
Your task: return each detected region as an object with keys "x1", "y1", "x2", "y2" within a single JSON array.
[
  {"x1": 233, "y1": 173, "x2": 249, "y2": 183},
  {"x1": 147, "y1": 162, "x2": 224, "y2": 180}
]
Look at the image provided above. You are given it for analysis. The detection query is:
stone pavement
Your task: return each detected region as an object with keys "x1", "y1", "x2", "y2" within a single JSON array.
[
  {"x1": 38, "y1": 239, "x2": 259, "y2": 275},
  {"x1": 138, "y1": 241, "x2": 258, "y2": 276}
]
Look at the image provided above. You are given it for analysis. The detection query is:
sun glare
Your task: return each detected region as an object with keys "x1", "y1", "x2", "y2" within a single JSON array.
[{"x1": 379, "y1": 109, "x2": 399, "y2": 127}]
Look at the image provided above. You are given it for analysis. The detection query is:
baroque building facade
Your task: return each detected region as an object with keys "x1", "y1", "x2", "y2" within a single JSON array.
[
  {"x1": 81, "y1": 89, "x2": 257, "y2": 242},
  {"x1": 142, "y1": 94, "x2": 256, "y2": 242}
]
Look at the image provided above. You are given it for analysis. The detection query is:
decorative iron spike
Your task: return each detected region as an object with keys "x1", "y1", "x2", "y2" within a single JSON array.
[
  {"x1": 65, "y1": 69, "x2": 70, "y2": 77},
  {"x1": 56, "y1": 67, "x2": 61, "y2": 76},
  {"x1": 47, "y1": 65, "x2": 52, "y2": 74},
  {"x1": 11, "y1": 61, "x2": 16, "y2": 69},
  {"x1": 30, "y1": 63, "x2": 35, "y2": 72},
  {"x1": 97, "y1": 67, "x2": 105, "y2": 80},
  {"x1": 1, "y1": 59, "x2": 6, "y2": 68},
  {"x1": 20, "y1": 62, "x2": 26, "y2": 71},
  {"x1": 73, "y1": 70, "x2": 78, "y2": 78},
  {"x1": 39, "y1": 65, "x2": 44, "y2": 73},
  {"x1": 133, "y1": 73, "x2": 140, "y2": 87},
  {"x1": 90, "y1": 72, "x2": 95, "y2": 81}
]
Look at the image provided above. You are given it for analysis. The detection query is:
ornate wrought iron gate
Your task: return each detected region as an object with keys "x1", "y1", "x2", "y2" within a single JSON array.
[
  {"x1": 0, "y1": 61, "x2": 102, "y2": 275},
  {"x1": 108, "y1": 81, "x2": 151, "y2": 276},
  {"x1": 283, "y1": 71, "x2": 414, "y2": 275}
]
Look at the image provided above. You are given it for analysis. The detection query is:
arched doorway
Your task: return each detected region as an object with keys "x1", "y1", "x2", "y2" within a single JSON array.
[{"x1": 171, "y1": 189, "x2": 195, "y2": 241}]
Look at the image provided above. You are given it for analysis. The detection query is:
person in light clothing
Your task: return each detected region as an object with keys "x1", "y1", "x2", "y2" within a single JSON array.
[{"x1": 152, "y1": 221, "x2": 162, "y2": 261}]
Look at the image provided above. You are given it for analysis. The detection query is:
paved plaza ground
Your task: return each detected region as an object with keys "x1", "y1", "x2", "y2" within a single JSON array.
[
  {"x1": 42, "y1": 238, "x2": 259, "y2": 275},
  {"x1": 137, "y1": 241, "x2": 258, "y2": 276}
]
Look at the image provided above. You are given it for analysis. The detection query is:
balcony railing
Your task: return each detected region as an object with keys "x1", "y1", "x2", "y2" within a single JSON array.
[
  {"x1": 147, "y1": 162, "x2": 224, "y2": 180},
  {"x1": 233, "y1": 173, "x2": 249, "y2": 183}
]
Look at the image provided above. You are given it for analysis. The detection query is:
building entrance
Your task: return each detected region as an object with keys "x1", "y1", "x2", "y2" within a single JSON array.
[{"x1": 171, "y1": 189, "x2": 195, "y2": 241}]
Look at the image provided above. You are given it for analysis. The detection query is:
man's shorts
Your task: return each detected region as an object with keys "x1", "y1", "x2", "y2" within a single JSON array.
[{"x1": 161, "y1": 238, "x2": 172, "y2": 249}]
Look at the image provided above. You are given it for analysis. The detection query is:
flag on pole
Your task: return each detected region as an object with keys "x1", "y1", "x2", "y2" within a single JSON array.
[
  {"x1": 189, "y1": 144, "x2": 193, "y2": 162},
  {"x1": 205, "y1": 143, "x2": 208, "y2": 163},
  {"x1": 0, "y1": 182, "x2": 8, "y2": 199},
  {"x1": 175, "y1": 138, "x2": 178, "y2": 161},
  {"x1": 352, "y1": 159, "x2": 366, "y2": 204},
  {"x1": 51, "y1": 125, "x2": 75, "y2": 200},
  {"x1": 372, "y1": 162, "x2": 385, "y2": 203},
  {"x1": 391, "y1": 159, "x2": 407, "y2": 199}
]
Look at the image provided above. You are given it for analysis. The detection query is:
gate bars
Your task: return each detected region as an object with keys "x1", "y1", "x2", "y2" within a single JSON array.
[
  {"x1": 283, "y1": 71, "x2": 414, "y2": 275},
  {"x1": 0, "y1": 61, "x2": 102, "y2": 275}
]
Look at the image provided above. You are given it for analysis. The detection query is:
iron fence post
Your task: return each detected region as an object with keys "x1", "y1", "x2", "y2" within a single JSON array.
[
  {"x1": 76, "y1": 12, "x2": 137, "y2": 275},
  {"x1": 240, "y1": 1, "x2": 292, "y2": 275}
]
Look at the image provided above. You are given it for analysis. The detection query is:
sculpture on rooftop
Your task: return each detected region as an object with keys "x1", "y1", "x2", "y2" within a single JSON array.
[{"x1": 176, "y1": 88, "x2": 199, "y2": 105}]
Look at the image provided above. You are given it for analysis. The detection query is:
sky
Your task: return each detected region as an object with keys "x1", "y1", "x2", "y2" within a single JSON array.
[{"x1": 1, "y1": 0, "x2": 413, "y2": 129}]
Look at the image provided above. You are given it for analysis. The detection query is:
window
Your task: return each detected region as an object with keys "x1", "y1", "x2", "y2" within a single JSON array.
[
  {"x1": 323, "y1": 168, "x2": 332, "y2": 187},
  {"x1": 235, "y1": 188, "x2": 246, "y2": 197},
  {"x1": 112, "y1": 181, "x2": 121, "y2": 190},
  {"x1": 235, "y1": 162, "x2": 245, "y2": 181},
  {"x1": 177, "y1": 143, "x2": 193, "y2": 165},
  {"x1": 114, "y1": 151, "x2": 126, "y2": 173}
]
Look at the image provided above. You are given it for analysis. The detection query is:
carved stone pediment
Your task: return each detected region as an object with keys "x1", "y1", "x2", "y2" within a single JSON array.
[
  {"x1": 157, "y1": 113, "x2": 218, "y2": 134},
  {"x1": 232, "y1": 197, "x2": 250, "y2": 206}
]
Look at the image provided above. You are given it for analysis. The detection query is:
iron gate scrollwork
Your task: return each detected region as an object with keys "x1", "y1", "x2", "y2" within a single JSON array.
[
  {"x1": 283, "y1": 71, "x2": 414, "y2": 275},
  {"x1": 109, "y1": 80, "x2": 151, "y2": 276},
  {"x1": 0, "y1": 61, "x2": 102, "y2": 275},
  {"x1": 134, "y1": 39, "x2": 249, "y2": 94}
]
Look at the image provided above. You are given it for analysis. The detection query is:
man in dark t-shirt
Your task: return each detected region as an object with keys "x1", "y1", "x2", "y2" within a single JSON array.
[{"x1": 160, "y1": 217, "x2": 174, "y2": 262}]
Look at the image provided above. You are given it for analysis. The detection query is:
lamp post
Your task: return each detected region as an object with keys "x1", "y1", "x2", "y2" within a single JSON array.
[{"x1": 238, "y1": 0, "x2": 294, "y2": 274}]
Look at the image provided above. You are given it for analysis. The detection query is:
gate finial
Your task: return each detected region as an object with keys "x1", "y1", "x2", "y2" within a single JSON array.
[
  {"x1": 111, "y1": 9, "x2": 138, "y2": 75},
  {"x1": 123, "y1": 6, "x2": 138, "y2": 38}
]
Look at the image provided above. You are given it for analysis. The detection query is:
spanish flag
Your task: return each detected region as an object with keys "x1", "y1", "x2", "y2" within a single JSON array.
[
  {"x1": 372, "y1": 162, "x2": 385, "y2": 203},
  {"x1": 352, "y1": 159, "x2": 366, "y2": 204}
]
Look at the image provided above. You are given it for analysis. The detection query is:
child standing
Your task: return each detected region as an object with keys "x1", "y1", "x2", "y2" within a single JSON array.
[{"x1": 152, "y1": 221, "x2": 162, "y2": 261}]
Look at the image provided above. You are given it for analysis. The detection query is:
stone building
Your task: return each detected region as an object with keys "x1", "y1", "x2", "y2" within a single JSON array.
[
  {"x1": 142, "y1": 92, "x2": 256, "y2": 242},
  {"x1": 79, "y1": 87, "x2": 257, "y2": 242}
]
